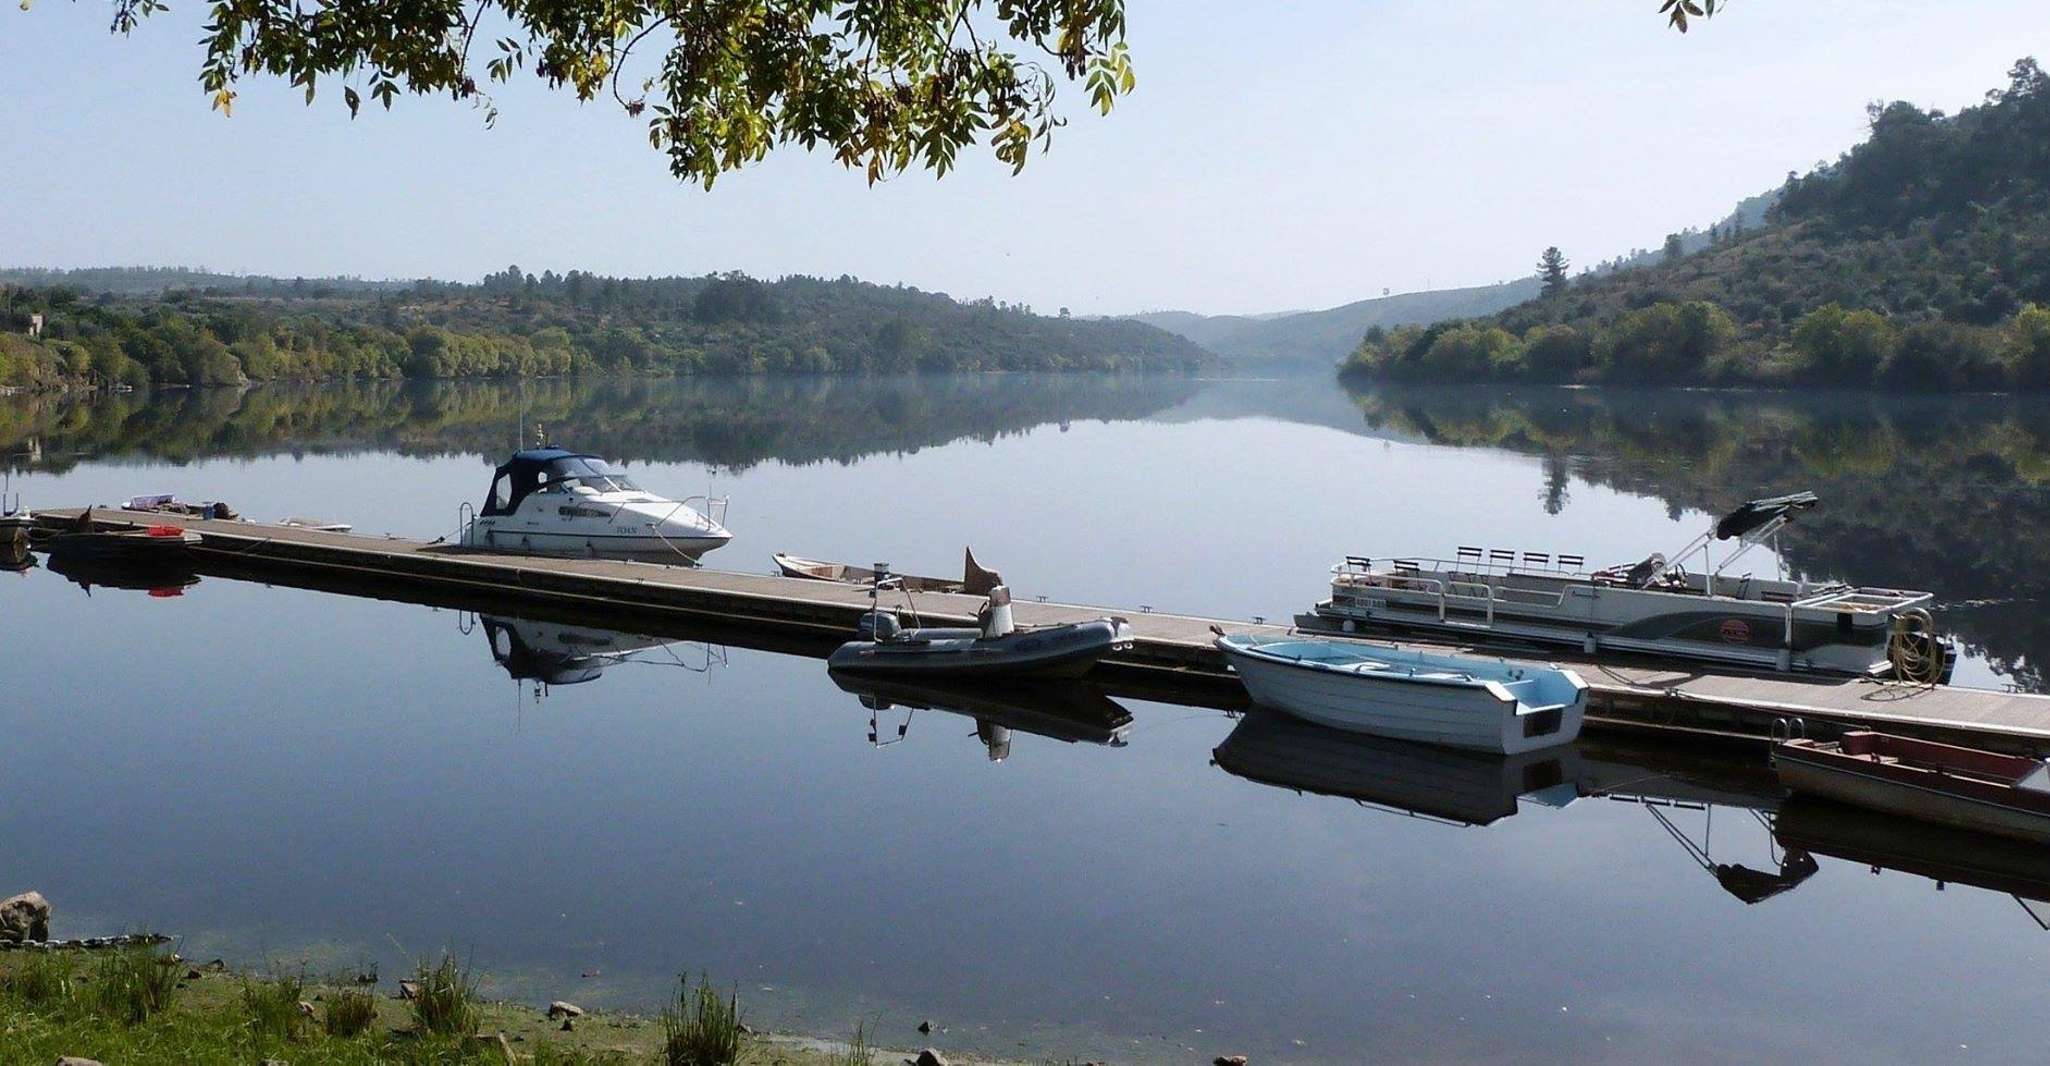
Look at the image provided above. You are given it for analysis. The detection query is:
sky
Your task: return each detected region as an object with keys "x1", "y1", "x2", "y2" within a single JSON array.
[{"x1": 2, "y1": 1, "x2": 2045, "y2": 316}]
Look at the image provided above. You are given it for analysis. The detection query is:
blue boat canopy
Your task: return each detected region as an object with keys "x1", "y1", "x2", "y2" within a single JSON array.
[{"x1": 481, "y1": 449, "x2": 638, "y2": 516}]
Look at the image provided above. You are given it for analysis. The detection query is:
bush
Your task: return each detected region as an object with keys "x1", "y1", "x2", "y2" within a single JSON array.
[
  {"x1": 1883, "y1": 320, "x2": 2008, "y2": 389},
  {"x1": 88, "y1": 946, "x2": 181, "y2": 1024},
  {"x1": 660, "y1": 973, "x2": 746, "y2": 1066},
  {"x1": 409, "y1": 952, "x2": 479, "y2": 1036},
  {"x1": 1791, "y1": 303, "x2": 1896, "y2": 384},
  {"x1": 323, "y1": 986, "x2": 380, "y2": 1038},
  {"x1": 2008, "y1": 304, "x2": 2050, "y2": 389},
  {"x1": 1596, "y1": 301, "x2": 1735, "y2": 381},
  {"x1": 1521, "y1": 324, "x2": 1592, "y2": 379},
  {"x1": 0, "y1": 951, "x2": 76, "y2": 1007}
]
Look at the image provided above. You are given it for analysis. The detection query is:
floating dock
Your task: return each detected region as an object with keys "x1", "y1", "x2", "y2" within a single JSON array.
[{"x1": 35, "y1": 508, "x2": 2050, "y2": 755}]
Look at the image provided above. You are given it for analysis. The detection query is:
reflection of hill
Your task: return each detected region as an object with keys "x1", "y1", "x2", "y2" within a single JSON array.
[
  {"x1": 1344, "y1": 384, "x2": 2050, "y2": 690},
  {"x1": 0, "y1": 375, "x2": 1199, "y2": 475}
]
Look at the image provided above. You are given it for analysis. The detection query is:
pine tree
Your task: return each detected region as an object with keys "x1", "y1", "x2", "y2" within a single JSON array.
[{"x1": 1537, "y1": 247, "x2": 1571, "y2": 297}]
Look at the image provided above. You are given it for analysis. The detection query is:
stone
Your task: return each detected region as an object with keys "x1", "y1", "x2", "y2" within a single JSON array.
[
  {"x1": 910, "y1": 1050, "x2": 950, "y2": 1066},
  {"x1": 1, "y1": 891, "x2": 52, "y2": 943},
  {"x1": 917, "y1": 1019, "x2": 933, "y2": 1034},
  {"x1": 55, "y1": 1058, "x2": 106, "y2": 1066},
  {"x1": 560, "y1": 1018, "x2": 576, "y2": 1032},
  {"x1": 397, "y1": 979, "x2": 420, "y2": 1000},
  {"x1": 546, "y1": 1000, "x2": 585, "y2": 1019},
  {"x1": 298, "y1": 1000, "x2": 318, "y2": 1018},
  {"x1": 184, "y1": 968, "x2": 204, "y2": 980},
  {"x1": 1214, "y1": 1057, "x2": 1250, "y2": 1066}
]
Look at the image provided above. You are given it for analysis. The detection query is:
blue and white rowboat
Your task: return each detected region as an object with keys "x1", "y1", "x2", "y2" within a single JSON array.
[{"x1": 1215, "y1": 634, "x2": 1587, "y2": 754}]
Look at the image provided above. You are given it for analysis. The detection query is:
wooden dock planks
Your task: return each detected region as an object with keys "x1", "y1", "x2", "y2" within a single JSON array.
[{"x1": 34, "y1": 507, "x2": 2050, "y2": 754}]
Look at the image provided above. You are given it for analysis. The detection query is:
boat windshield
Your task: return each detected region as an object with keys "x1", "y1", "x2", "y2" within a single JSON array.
[{"x1": 539, "y1": 456, "x2": 641, "y2": 494}]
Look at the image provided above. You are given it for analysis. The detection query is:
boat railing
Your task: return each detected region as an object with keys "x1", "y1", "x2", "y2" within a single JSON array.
[
  {"x1": 1792, "y1": 586, "x2": 1934, "y2": 613},
  {"x1": 1337, "y1": 569, "x2": 1572, "y2": 628}
]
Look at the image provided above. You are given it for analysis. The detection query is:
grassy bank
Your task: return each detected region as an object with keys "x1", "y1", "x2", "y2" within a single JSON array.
[{"x1": 0, "y1": 947, "x2": 1032, "y2": 1066}]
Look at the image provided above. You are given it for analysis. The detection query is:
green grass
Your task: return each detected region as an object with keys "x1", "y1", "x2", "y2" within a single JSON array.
[
  {"x1": 241, "y1": 968, "x2": 309, "y2": 1043},
  {"x1": 87, "y1": 946, "x2": 182, "y2": 1025},
  {"x1": 324, "y1": 987, "x2": 380, "y2": 1038},
  {"x1": 4, "y1": 954, "x2": 1017, "y2": 1065},
  {"x1": 659, "y1": 973, "x2": 747, "y2": 1066},
  {"x1": 0, "y1": 950, "x2": 76, "y2": 1006},
  {"x1": 409, "y1": 953, "x2": 480, "y2": 1037}
]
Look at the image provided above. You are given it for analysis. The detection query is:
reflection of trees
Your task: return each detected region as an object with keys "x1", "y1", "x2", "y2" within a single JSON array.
[
  {"x1": 0, "y1": 374, "x2": 1199, "y2": 476},
  {"x1": 1347, "y1": 384, "x2": 2050, "y2": 690}
]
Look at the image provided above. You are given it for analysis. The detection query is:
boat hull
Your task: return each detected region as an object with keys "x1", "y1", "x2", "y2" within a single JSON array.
[
  {"x1": 1218, "y1": 640, "x2": 1585, "y2": 755},
  {"x1": 1775, "y1": 741, "x2": 2050, "y2": 847},
  {"x1": 466, "y1": 525, "x2": 730, "y2": 562}
]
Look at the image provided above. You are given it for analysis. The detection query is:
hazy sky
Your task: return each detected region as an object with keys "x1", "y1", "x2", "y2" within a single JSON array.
[{"x1": 3, "y1": 2, "x2": 2044, "y2": 315}]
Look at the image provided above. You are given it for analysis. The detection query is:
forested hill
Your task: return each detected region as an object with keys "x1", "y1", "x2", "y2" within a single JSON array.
[
  {"x1": 0, "y1": 271, "x2": 1208, "y2": 389},
  {"x1": 1344, "y1": 59, "x2": 2050, "y2": 390}
]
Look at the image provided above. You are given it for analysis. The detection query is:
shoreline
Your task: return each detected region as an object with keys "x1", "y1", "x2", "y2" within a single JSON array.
[{"x1": 0, "y1": 949, "x2": 1057, "y2": 1065}]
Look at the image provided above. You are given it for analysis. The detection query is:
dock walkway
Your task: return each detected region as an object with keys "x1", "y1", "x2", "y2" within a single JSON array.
[{"x1": 37, "y1": 508, "x2": 2050, "y2": 754}]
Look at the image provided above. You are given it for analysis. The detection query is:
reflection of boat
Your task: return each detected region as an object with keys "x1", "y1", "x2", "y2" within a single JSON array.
[
  {"x1": 1211, "y1": 709, "x2": 1573, "y2": 826},
  {"x1": 42, "y1": 548, "x2": 200, "y2": 597},
  {"x1": 1314, "y1": 492, "x2": 1955, "y2": 681},
  {"x1": 829, "y1": 671, "x2": 1134, "y2": 761},
  {"x1": 461, "y1": 447, "x2": 731, "y2": 563},
  {"x1": 829, "y1": 585, "x2": 1132, "y2": 679},
  {"x1": 1215, "y1": 633, "x2": 1585, "y2": 754},
  {"x1": 774, "y1": 548, "x2": 1003, "y2": 595},
  {"x1": 1775, "y1": 795, "x2": 2050, "y2": 909},
  {"x1": 1774, "y1": 731, "x2": 2050, "y2": 845},
  {"x1": 481, "y1": 615, "x2": 722, "y2": 686}
]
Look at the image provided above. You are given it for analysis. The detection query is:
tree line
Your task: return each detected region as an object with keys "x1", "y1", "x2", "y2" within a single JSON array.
[{"x1": 0, "y1": 272, "x2": 1207, "y2": 390}]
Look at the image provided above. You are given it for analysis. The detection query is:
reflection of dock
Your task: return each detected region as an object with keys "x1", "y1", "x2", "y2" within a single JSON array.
[{"x1": 37, "y1": 507, "x2": 2050, "y2": 754}]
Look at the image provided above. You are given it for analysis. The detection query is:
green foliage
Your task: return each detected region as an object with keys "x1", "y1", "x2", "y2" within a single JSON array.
[
  {"x1": 322, "y1": 987, "x2": 379, "y2": 1039},
  {"x1": 74, "y1": 0, "x2": 1136, "y2": 187},
  {"x1": 408, "y1": 953, "x2": 479, "y2": 1037},
  {"x1": 1344, "y1": 59, "x2": 2050, "y2": 391},
  {"x1": 661, "y1": 973, "x2": 746, "y2": 1066},
  {"x1": 0, "y1": 951, "x2": 75, "y2": 1007},
  {"x1": 2008, "y1": 304, "x2": 2050, "y2": 389},
  {"x1": 241, "y1": 970, "x2": 309, "y2": 1043},
  {"x1": 0, "y1": 271, "x2": 1205, "y2": 390},
  {"x1": 87, "y1": 946, "x2": 182, "y2": 1025},
  {"x1": 1791, "y1": 303, "x2": 1895, "y2": 384},
  {"x1": 1536, "y1": 247, "x2": 1570, "y2": 298}
]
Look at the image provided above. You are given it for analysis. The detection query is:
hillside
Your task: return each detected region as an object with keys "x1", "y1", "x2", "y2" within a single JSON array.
[
  {"x1": 0, "y1": 271, "x2": 1209, "y2": 389},
  {"x1": 1343, "y1": 59, "x2": 2050, "y2": 390},
  {"x1": 1137, "y1": 188, "x2": 1770, "y2": 366}
]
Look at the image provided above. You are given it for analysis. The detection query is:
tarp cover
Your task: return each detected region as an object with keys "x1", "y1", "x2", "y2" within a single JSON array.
[{"x1": 1715, "y1": 491, "x2": 1819, "y2": 540}]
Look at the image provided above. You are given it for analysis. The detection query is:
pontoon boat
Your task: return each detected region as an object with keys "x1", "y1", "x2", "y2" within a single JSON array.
[{"x1": 1312, "y1": 492, "x2": 1954, "y2": 680}]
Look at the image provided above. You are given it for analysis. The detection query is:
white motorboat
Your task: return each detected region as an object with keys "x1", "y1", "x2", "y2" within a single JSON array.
[
  {"x1": 1312, "y1": 492, "x2": 1955, "y2": 681},
  {"x1": 460, "y1": 448, "x2": 731, "y2": 563},
  {"x1": 1215, "y1": 633, "x2": 1587, "y2": 755}
]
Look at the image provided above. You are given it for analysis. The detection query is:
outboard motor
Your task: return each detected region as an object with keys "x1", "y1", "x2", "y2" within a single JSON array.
[
  {"x1": 980, "y1": 585, "x2": 1015, "y2": 638},
  {"x1": 857, "y1": 610, "x2": 902, "y2": 642}
]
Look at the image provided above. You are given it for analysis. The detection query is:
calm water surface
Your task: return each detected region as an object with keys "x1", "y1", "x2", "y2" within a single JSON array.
[{"x1": 4, "y1": 375, "x2": 2049, "y2": 1063}]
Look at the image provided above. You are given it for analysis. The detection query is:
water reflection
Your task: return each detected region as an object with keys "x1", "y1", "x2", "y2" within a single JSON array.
[
  {"x1": 829, "y1": 672, "x2": 1133, "y2": 761},
  {"x1": 474, "y1": 613, "x2": 727, "y2": 691},
  {"x1": 38, "y1": 547, "x2": 199, "y2": 597},
  {"x1": 0, "y1": 375, "x2": 1201, "y2": 476},
  {"x1": 1215, "y1": 706, "x2": 2050, "y2": 927}
]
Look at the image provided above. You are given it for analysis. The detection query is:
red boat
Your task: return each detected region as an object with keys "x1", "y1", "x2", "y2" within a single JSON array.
[{"x1": 1774, "y1": 731, "x2": 2050, "y2": 846}]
